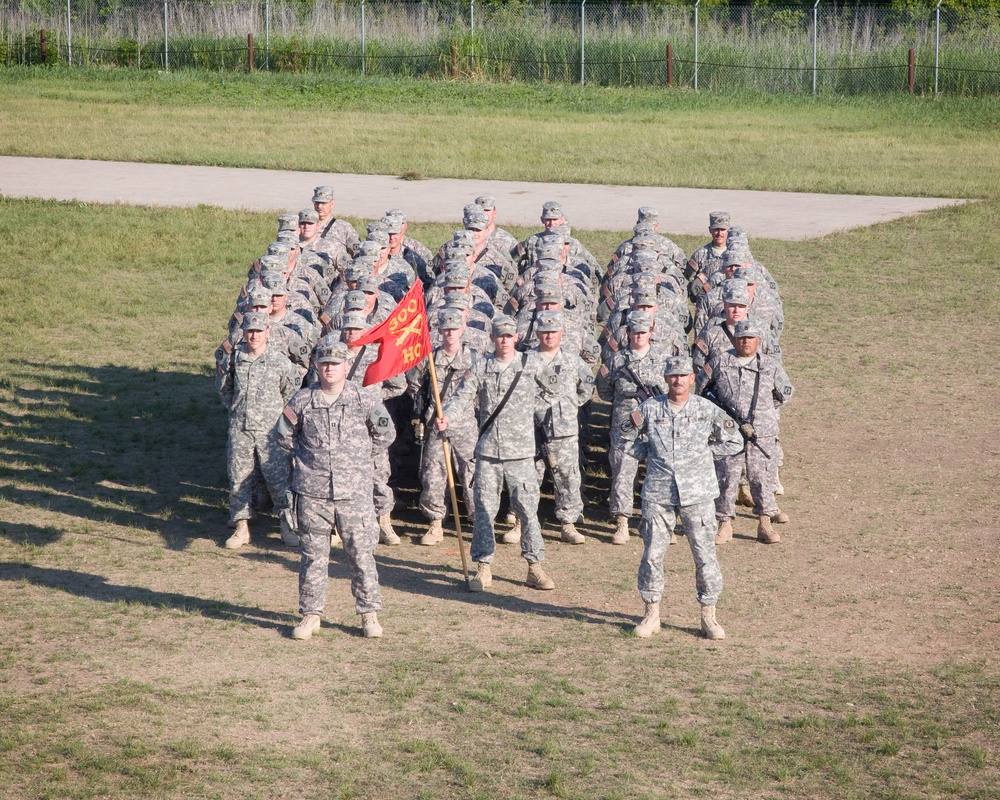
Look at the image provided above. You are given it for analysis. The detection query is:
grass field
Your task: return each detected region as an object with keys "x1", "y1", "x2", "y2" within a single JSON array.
[
  {"x1": 1, "y1": 68, "x2": 999, "y2": 799},
  {"x1": 2, "y1": 68, "x2": 1000, "y2": 197}
]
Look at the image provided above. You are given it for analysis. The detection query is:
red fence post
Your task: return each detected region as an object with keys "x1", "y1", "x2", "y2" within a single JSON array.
[
  {"x1": 666, "y1": 43, "x2": 673, "y2": 87},
  {"x1": 40, "y1": 28, "x2": 47, "y2": 64},
  {"x1": 248, "y1": 33, "x2": 254, "y2": 72},
  {"x1": 908, "y1": 48, "x2": 915, "y2": 94}
]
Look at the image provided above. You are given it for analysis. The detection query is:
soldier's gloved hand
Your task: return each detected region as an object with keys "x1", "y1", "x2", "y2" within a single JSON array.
[{"x1": 739, "y1": 423, "x2": 757, "y2": 442}]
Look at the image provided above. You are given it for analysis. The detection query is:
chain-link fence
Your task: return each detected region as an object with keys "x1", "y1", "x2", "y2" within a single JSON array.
[{"x1": 2, "y1": 1, "x2": 998, "y2": 95}]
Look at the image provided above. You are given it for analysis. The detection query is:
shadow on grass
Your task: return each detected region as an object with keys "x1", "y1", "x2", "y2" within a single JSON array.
[{"x1": 0, "y1": 359, "x2": 229, "y2": 550}]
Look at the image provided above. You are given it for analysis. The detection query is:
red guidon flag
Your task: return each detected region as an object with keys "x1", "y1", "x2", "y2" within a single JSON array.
[{"x1": 351, "y1": 281, "x2": 432, "y2": 387}]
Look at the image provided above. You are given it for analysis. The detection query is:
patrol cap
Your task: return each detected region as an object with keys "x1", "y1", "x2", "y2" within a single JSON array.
[
  {"x1": 550, "y1": 223, "x2": 572, "y2": 237},
  {"x1": 626, "y1": 310, "x2": 653, "y2": 333},
  {"x1": 344, "y1": 290, "x2": 367, "y2": 312},
  {"x1": 267, "y1": 241, "x2": 292, "y2": 258},
  {"x1": 276, "y1": 230, "x2": 299, "y2": 247},
  {"x1": 733, "y1": 318, "x2": 761, "y2": 339},
  {"x1": 242, "y1": 311, "x2": 270, "y2": 332},
  {"x1": 733, "y1": 265, "x2": 760, "y2": 285},
  {"x1": 443, "y1": 269, "x2": 470, "y2": 289},
  {"x1": 357, "y1": 241, "x2": 382, "y2": 259},
  {"x1": 633, "y1": 220, "x2": 656, "y2": 235},
  {"x1": 475, "y1": 194, "x2": 496, "y2": 211},
  {"x1": 534, "y1": 241, "x2": 565, "y2": 262},
  {"x1": 341, "y1": 311, "x2": 368, "y2": 330},
  {"x1": 637, "y1": 206, "x2": 659, "y2": 223},
  {"x1": 299, "y1": 208, "x2": 319, "y2": 224},
  {"x1": 709, "y1": 211, "x2": 731, "y2": 230},
  {"x1": 278, "y1": 213, "x2": 300, "y2": 232},
  {"x1": 380, "y1": 215, "x2": 404, "y2": 234},
  {"x1": 258, "y1": 254, "x2": 285, "y2": 273},
  {"x1": 722, "y1": 279, "x2": 750, "y2": 306},
  {"x1": 631, "y1": 288, "x2": 658, "y2": 308},
  {"x1": 541, "y1": 201, "x2": 563, "y2": 221},
  {"x1": 728, "y1": 225, "x2": 748, "y2": 239},
  {"x1": 631, "y1": 231, "x2": 659, "y2": 251},
  {"x1": 534, "y1": 283, "x2": 563, "y2": 304},
  {"x1": 722, "y1": 248, "x2": 748, "y2": 268},
  {"x1": 366, "y1": 229, "x2": 390, "y2": 248},
  {"x1": 366, "y1": 220, "x2": 389, "y2": 236},
  {"x1": 260, "y1": 272, "x2": 288, "y2": 295},
  {"x1": 312, "y1": 185, "x2": 335, "y2": 203},
  {"x1": 443, "y1": 240, "x2": 474, "y2": 258},
  {"x1": 534, "y1": 257, "x2": 563, "y2": 273},
  {"x1": 452, "y1": 229, "x2": 475, "y2": 246},
  {"x1": 344, "y1": 261, "x2": 371, "y2": 282},
  {"x1": 356, "y1": 274, "x2": 380, "y2": 294},
  {"x1": 664, "y1": 356, "x2": 694, "y2": 376},
  {"x1": 438, "y1": 308, "x2": 464, "y2": 330},
  {"x1": 385, "y1": 207, "x2": 407, "y2": 221},
  {"x1": 492, "y1": 315, "x2": 517, "y2": 336},
  {"x1": 443, "y1": 292, "x2": 470, "y2": 310},
  {"x1": 246, "y1": 286, "x2": 273, "y2": 308},
  {"x1": 463, "y1": 204, "x2": 489, "y2": 231},
  {"x1": 315, "y1": 340, "x2": 348, "y2": 364},
  {"x1": 441, "y1": 257, "x2": 472, "y2": 275},
  {"x1": 535, "y1": 309, "x2": 564, "y2": 333}
]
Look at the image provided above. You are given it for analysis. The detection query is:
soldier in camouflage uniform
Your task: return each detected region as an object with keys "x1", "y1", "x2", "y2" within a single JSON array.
[
  {"x1": 218, "y1": 312, "x2": 301, "y2": 550},
  {"x1": 312, "y1": 186, "x2": 360, "y2": 255},
  {"x1": 702, "y1": 319, "x2": 794, "y2": 546},
  {"x1": 406, "y1": 309, "x2": 481, "y2": 545},
  {"x1": 685, "y1": 211, "x2": 731, "y2": 303},
  {"x1": 476, "y1": 194, "x2": 520, "y2": 262},
  {"x1": 279, "y1": 339, "x2": 395, "y2": 641},
  {"x1": 512, "y1": 201, "x2": 600, "y2": 279},
  {"x1": 531, "y1": 310, "x2": 595, "y2": 544},
  {"x1": 627, "y1": 356, "x2": 744, "y2": 640},
  {"x1": 436, "y1": 315, "x2": 558, "y2": 593},
  {"x1": 595, "y1": 311, "x2": 670, "y2": 545},
  {"x1": 385, "y1": 208, "x2": 434, "y2": 289}
]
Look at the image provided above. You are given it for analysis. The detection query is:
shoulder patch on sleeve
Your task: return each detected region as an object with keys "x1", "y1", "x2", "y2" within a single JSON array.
[
  {"x1": 282, "y1": 405, "x2": 298, "y2": 427},
  {"x1": 630, "y1": 409, "x2": 644, "y2": 428},
  {"x1": 221, "y1": 339, "x2": 233, "y2": 354},
  {"x1": 599, "y1": 364, "x2": 609, "y2": 378},
  {"x1": 724, "y1": 418, "x2": 735, "y2": 429},
  {"x1": 695, "y1": 338, "x2": 708, "y2": 354},
  {"x1": 783, "y1": 385, "x2": 792, "y2": 395},
  {"x1": 608, "y1": 337, "x2": 619, "y2": 352},
  {"x1": 704, "y1": 362, "x2": 713, "y2": 379},
  {"x1": 371, "y1": 409, "x2": 391, "y2": 433}
]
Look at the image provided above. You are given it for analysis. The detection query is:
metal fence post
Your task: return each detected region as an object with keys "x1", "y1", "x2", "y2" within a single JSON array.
[
  {"x1": 470, "y1": 0, "x2": 475, "y2": 70},
  {"x1": 66, "y1": 0, "x2": 71, "y2": 65},
  {"x1": 935, "y1": 0, "x2": 942, "y2": 95},
  {"x1": 265, "y1": 0, "x2": 270, "y2": 71},
  {"x1": 812, "y1": 0, "x2": 820, "y2": 96},
  {"x1": 361, "y1": 0, "x2": 366, "y2": 75},
  {"x1": 694, "y1": 0, "x2": 700, "y2": 91},
  {"x1": 580, "y1": 0, "x2": 586, "y2": 86},
  {"x1": 163, "y1": 0, "x2": 168, "y2": 71}
]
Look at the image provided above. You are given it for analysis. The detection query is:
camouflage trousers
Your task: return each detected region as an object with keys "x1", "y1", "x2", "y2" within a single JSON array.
[
  {"x1": 715, "y1": 435, "x2": 779, "y2": 519},
  {"x1": 227, "y1": 425, "x2": 290, "y2": 521},
  {"x1": 470, "y1": 455, "x2": 545, "y2": 565},
  {"x1": 419, "y1": 426, "x2": 476, "y2": 523},
  {"x1": 535, "y1": 435, "x2": 584, "y2": 524},
  {"x1": 638, "y1": 498, "x2": 722, "y2": 607},
  {"x1": 373, "y1": 449, "x2": 394, "y2": 517},
  {"x1": 296, "y1": 493, "x2": 382, "y2": 616},
  {"x1": 608, "y1": 431, "x2": 641, "y2": 518}
]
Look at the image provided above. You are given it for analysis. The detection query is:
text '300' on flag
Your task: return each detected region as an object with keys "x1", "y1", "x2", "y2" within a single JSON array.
[{"x1": 351, "y1": 282, "x2": 432, "y2": 386}]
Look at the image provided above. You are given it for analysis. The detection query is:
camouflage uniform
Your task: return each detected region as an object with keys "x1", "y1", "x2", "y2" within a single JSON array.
[
  {"x1": 219, "y1": 342, "x2": 300, "y2": 523},
  {"x1": 703, "y1": 349, "x2": 793, "y2": 520},
  {"x1": 595, "y1": 346, "x2": 670, "y2": 519},
  {"x1": 442, "y1": 348, "x2": 555, "y2": 565},
  {"x1": 628, "y1": 393, "x2": 743, "y2": 606},
  {"x1": 407, "y1": 343, "x2": 480, "y2": 522},
  {"x1": 277, "y1": 380, "x2": 395, "y2": 615},
  {"x1": 533, "y1": 346, "x2": 595, "y2": 525},
  {"x1": 693, "y1": 318, "x2": 782, "y2": 386}
]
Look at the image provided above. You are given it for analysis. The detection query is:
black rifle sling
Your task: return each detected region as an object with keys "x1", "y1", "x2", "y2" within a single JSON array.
[
  {"x1": 746, "y1": 352, "x2": 762, "y2": 425},
  {"x1": 320, "y1": 218, "x2": 337, "y2": 239},
  {"x1": 623, "y1": 361, "x2": 654, "y2": 401},
  {"x1": 477, "y1": 353, "x2": 528, "y2": 443},
  {"x1": 346, "y1": 345, "x2": 367, "y2": 383}
]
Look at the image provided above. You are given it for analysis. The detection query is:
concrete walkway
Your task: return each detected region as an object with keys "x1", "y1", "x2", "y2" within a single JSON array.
[{"x1": 0, "y1": 156, "x2": 965, "y2": 240}]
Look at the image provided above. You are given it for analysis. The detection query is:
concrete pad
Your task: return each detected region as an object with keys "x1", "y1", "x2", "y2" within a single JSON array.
[{"x1": 0, "y1": 156, "x2": 966, "y2": 240}]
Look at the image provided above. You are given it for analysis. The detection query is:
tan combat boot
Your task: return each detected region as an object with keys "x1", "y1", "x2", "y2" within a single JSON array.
[
  {"x1": 737, "y1": 482, "x2": 754, "y2": 507},
  {"x1": 227, "y1": 508, "x2": 256, "y2": 529},
  {"x1": 526, "y1": 562, "x2": 555, "y2": 591},
  {"x1": 757, "y1": 514, "x2": 780, "y2": 544},
  {"x1": 501, "y1": 517, "x2": 521, "y2": 544},
  {"x1": 378, "y1": 514, "x2": 401, "y2": 546},
  {"x1": 700, "y1": 605, "x2": 726, "y2": 640},
  {"x1": 225, "y1": 519, "x2": 250, "y2": 550},
  {"x1": 279, "y1": 514, "x2": 299, "y2": 547},
  {"x1": 560, "y1": 523, "x2": 585, "y2": 545},
  {"x1": 611, "y1": 515, "x2": 629, "y2": 545},
  {"x1": 291, "y1": 614, "x2": 321, "y2": 640},
  {"x1": 420, "y1": 519, "x2": 444, "y2": 546},
  {"x1": 361, "y1": 612, "x2": 383, "y2": 638},
  {"x1": 634, "y1": 601, "x2": 661, "y2": 638},
  {"x1": 469, "y1": 562, "x2": 492, "y2": 593},
  {"x1": 771, "y1": 508, "x2": 790, "y2": 524},
  {"x1": 715, "y1": 519, "x2": 733, "y2": 545}
]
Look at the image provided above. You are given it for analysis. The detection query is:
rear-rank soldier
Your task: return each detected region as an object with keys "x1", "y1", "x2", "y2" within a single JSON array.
[
  {"x1": 464, "y1": 204, "x2": 518, "y2": 291},
  {"x1": 279, "y1": 340, "x2": 395, "y2": 641},
  {"x1": 693, "y1": 281, "x2": 781, "y2": 382},
  {"x1": 475, "y1": 194, "x2": 519, "y2": 261},
  {"x1": 512, "y1": 201, "x2": 600, "y2": 278},
  {"x1": 431, "y1": 292, "x2": 491, "y2": 354},
  {"x1": 686, "y1": 211, "x2": 731, "y2": 302},
  {"x1": 609, "y1": 207, "x2": 686, "y2": 275},
  {"x1": 701, "y1": 319, "x2": 793, "y2": 546},
  {"x1": 600, "y1": 287, "x2": 689, "y2": 365},
  {"x1": 320, "y1": 277, "x2": 396, "y2": 335},
  {"x1": 219, "y1": 312, "x2": 301, "y2": 551},
  {"x1": 298, "y1": 207, "x2": 350, "y2": 285},
  {"x1": 406, "y1": 309, "x2": 481, "y2": 546},
  {"x1": 530, "y1": 310, "x2": 595, "y2": 545},
  {"x1": 312, "y1": 185, "x2": 360, "y2": 254},
  {"x1": 218, "y1": 285, "x2": 311, "y2": 379},
  {"x1": 515, "y1": 284, "x2": 601, "y2": 367},
  {"x1": 627, "y1": 356, "x2": 744, "y2": 641},
  {"x1": 383, "y1": 210, "x2": 433, "y2": 289}
]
